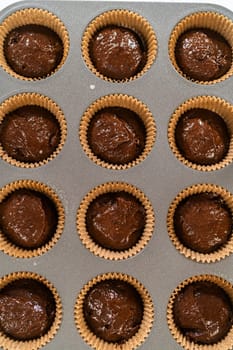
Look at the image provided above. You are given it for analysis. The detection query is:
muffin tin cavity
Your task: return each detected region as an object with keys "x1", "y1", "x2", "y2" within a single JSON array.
[
  {"x1": 168, "y1": 96, "x2": 233, "y2": 171},
  {"x1": 77, "y1": 182, "x2": 155, "y2": 260},
  {"x1": 0, "y1": 180, "x2": 64, "y2": 258},
  {"x1": 79, "y1": 94, "x2": 156, "y2": 170},
  {"x1": 74, "y1": 272, "x2": 154, "y2": 350},
  {"x1": 169, "y1": 11, "x2": 233, "y2": 84},
  {"x1": 167, "y1": 274, "x2": 233, "y2": 350},
  {"x1": 167, "y1": 184, "x2": 233, "y2": 263},
  {"x1": 81, "y1": 9, "x2": 157, "y2": 82},
  {"x1": 0, "y1": 8, "x2": 69, "y2": 80},
  {"x1": 0, "y1": 93, "x2": 67, "y2": 168},
  {"x1": 0, "y1": 271, "x2": 62, "y2": 350}
]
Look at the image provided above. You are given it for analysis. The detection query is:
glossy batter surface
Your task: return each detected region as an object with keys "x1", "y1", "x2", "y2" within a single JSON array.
[
  {"x1": 86, "y1": 192, "x2": 146, "y2": 250},
  {"x1": 84, "y1": 280, "x2": 143, "y2": 343},
  {"x1": 0, "y1": 189, "x2": 58, "y2": 249},
  {"x1": 174, "y1": 281, "x2": 233, "y2": 344},
  {"x1": 0, "y1": 105, "x2": 60, "y2": 163},
  {"x1": 175, "y1": 109, "x2": 230, "y2": 165},
  {"x1": 0, "y1": 279, "x2": 56, "y2": 340},
  {"x1": 88, "y1": 107, "x2": 146, "y2": 165},
  {"x1": 174, "y1": 193, "x2": 232, "y2": 253},
  {"x1": 175, "y1": 28, "x2": 231, "y2": 81},
  {"x1": 90, "y1": 26, "x2": 146, "y2": 79},
  {"x1": 4, "y1": 24, "x2": 63, "y2": 78}
]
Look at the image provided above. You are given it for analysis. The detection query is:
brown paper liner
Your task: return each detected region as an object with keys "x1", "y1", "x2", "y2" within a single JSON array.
[
  {"x1": 79, "y1": 94, "x2": 156, "y2": 170},
  {"x1": 0, "y1": 179, "x2": 65, "y2": 258},
  {"x1": 82, "y1": 9, "x2": 157, "y2": 82},
  {"x1": 0, "y1": 271, "x2": 62, "y2": 350},
  {"x1": 75, "y1": 272, "x2": 154, "y2": 350},
  {"x1": 0, "y1": 8, "x2": 69, "y2": 80},
  {"x1": 169, "y1": 11, "x2": 233, "y2": 84},
  {"x1": 0, "y1": 92, "x2": 67, "y2": 168},
  {"x1": 77, "y1": 181, "x2": 155, "y2": 260},
  {"x1": 168, "y1": 96, "x2": 233, "y2": 171},
  {"x1": 167, "y1": 183, "x2": 233, "y2": 263},
  {"x1": 167, "y1": 274, "x2": 233, "y2": 350}
]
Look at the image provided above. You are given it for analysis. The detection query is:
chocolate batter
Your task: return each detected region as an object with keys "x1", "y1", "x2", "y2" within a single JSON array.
[
  {"x1": 174, "y1": 193, "x2": 232, "y2": 253},
  {"x1": 4, "y1": 24, "x2": 63, "y2": 78},
  {"x1": 0, "y1": 189, "x2": 58, "y2": 249},
  {"x1": 175, "y1": 28, "x2": 232, "y2": 81},
  {"x1": 86, "y1": 192, "x2": 146, "y2": 250},
  {"x1": 174, "y1": 281, "x2": 233, "y2": 344},
  {"x1": 84, "y1": 279, "x2": 143, "y2": 343},
  {"x1": 0, "y1": 278, "x2": 56, "y2": 340},
  {"x1": 90, "y1": 26, "x2": 146, "y2": 79},
  {"x1": 175, "y1": 108, "x2": 230, "y2": 165},
  {"x1": 0, "y1": 105, "x2": 60, "y2": 163},
  {"x1": 88, "y1": 107, "x2": 146, "y2": 165}
]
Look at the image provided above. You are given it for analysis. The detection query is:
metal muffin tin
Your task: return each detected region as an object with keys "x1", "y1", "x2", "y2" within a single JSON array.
[{"x1": 1, "y1": 1, "x2": 233, "y2": 349}]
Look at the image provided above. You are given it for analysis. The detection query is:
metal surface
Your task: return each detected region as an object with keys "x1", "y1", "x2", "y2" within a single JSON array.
[{"x1": 0, "y1": 1, "x2": 233, "y2": 349}]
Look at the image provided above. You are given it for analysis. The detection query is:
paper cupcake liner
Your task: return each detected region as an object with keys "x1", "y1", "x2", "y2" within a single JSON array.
[
  {"x1": 81, "y1": 9, "x2": 157, "y2": 82},
  {"x1": 167, "y1": 183, "x2": 233, "y2": 263},
  {"x1": 0, "y1": 179, "x2": 65, "y2": 258},
  {"x1": 77, "y1": 181, "x2": 155, "y2": 260},
  {"x1": 169, "y1": 11, "x2": 233, "y2": 84},
  {"x1": 0, "y1": 8, "x2": 70, "y2": 80},
  {"x1": 168, "y1": 95, "x2": 233, "y2": 171},
  {"x1": 167, "y1": 274, "x2": 233, "y2": 350},
  {"x1": 75, "y1": 272, "x2": 154, "y2": 350},
  {"x1": 79, "y1": 94, "x2": 156, "y2": 170},
  {"x1": 0, "y1": 92, "x2": 67, "y2": 168},
  {"x1": 0, "y1": 271, "x2": 62, "y2": 350}
]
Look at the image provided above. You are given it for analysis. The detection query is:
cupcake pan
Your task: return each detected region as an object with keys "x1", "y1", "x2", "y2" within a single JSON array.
[{"x1": 1, "y1": 0, "x2": 233, "y2": 349}]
